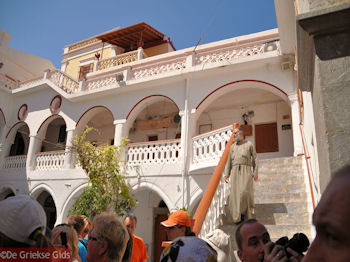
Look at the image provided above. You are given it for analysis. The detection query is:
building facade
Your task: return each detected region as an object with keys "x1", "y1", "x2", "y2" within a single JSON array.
[{"x1": 0, "y1": 22, "x2": 319, "y2": 261}]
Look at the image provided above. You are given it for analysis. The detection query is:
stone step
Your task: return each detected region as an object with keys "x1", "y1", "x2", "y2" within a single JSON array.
[
  {"x1": 254, "y1": 202, "x2": 310, "y2": 214},
  {"x1": 255, "y1": 183, "x2": 307, "y2": 194},
  {"x1": 258, "y1": 170, "x2": 304, "y2": 176},
  {"x1": 255, "y1": 175, "x2": 305, "y2": 186},
  {"x1": 260, "y1": 156, "x2": 303, "y2": 165},
  {"x1": 255, "y1": 212, "x2": 311, "y2": 225},
  {"x1": 254, "y1": 192, "x2": 309, "y2": 204},
  {"x1": 259, "y1": 166, "x2": 303, "y2": 173}
]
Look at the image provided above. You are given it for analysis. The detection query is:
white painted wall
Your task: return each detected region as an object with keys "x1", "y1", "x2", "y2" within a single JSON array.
[
  {"x1": 132, "y1": 190, "x2": 163, "y2": 262},
  {"x1": 197, "y1": 101, "x2": 293, "y2": 159}
]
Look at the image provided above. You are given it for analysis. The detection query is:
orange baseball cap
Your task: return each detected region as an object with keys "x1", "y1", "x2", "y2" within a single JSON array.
[{"x1": 161, "y1": 210, "x2": 191, "y2": 227}]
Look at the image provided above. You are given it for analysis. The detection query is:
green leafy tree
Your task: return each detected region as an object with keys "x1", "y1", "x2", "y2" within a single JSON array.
[{"x1": 69, "y1": 127, "x2": 136, "y2": 217}]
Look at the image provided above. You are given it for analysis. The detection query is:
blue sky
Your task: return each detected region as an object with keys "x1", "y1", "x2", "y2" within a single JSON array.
[{"x1": 0, "y1": 0, "x2": 277, "y2": 68}]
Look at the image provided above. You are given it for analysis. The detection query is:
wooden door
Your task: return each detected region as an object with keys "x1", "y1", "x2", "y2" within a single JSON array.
[
  {"x1": 154, "y1": 214, "x2": 168, "y2": 261},
  {"x1": 255, "y1": 123, "x2": 279, "y2": 153}
]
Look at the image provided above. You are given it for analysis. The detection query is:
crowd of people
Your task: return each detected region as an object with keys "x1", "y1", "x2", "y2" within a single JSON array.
[{"x1": 0, "y1": 164, "x2": 349, "y2": 261}]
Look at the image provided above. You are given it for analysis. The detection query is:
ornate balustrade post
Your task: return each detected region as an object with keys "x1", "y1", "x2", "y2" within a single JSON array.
[
  {"x1": 43, "y1": 69, "x2": 50, "y2": 80},
  {"x1": 185, "y1": 51, "x2": 195, "y2": 68},
  {"x1": 123, "y1": 67, "x2": 132, "y2": 81},
  {"x1": 137, "y1": 47, "x2": 144, "y2": 61},
  {"x1": 78, "y1": 80, "x2": 85, "y2": 92},
  {"x1": 289, "y1": 93, "x2": 303, "y2": 156},
  {"x1": 26, "y1": 135, "x2": 42, "y2": 170},
  {"x1": 64, "y1": 128, "x2": 75, "y2": 169}
]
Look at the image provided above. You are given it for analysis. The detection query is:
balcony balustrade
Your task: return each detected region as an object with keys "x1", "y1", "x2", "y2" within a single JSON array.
[
  {"x1": 126, "y1": 139, "x2": 181, "y2": 166},
  {"x1": 0, "y1": 37, "x2": 280, "y2": 94},
  {"x1": 2, "y1": 155, "x2": 27, "y2": 169},
  {"x1": 35, "y1": 151, "x2": 66, "y2": 171},
  {"x1": 192, "y1": 125, "x2": 233, "y2": 165},
  {"x1": 46, "y1": 70, "x2": 79, "y2": 94},
  {"x1": 97, "y1": 50, "x2": 146, "y2": 71},
  {"x1": 1, "y1": 124, "x2": 237, "y2": 172}
]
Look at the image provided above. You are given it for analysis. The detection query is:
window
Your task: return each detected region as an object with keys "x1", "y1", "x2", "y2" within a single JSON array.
[
  {"x1": 78, "y1": 63, "x2": 93, "y2": 80},
  {"x1": 148, "y1": 135, "x2": 158, "y2": 141}
]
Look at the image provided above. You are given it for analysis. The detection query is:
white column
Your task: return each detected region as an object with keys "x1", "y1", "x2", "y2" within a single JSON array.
[
  {"x1": 64, "y1": 129, "x2": 75, "y2": 169},
  {"x1": 26, "y1": 135, "x2": 41, "y2": 170},
  {"x1": 289, "y1": 93, "x2": 303, "y2": 156},
  {"x1": 114, "y1": 119, "x2": 127, "y2": 165},
  {"x1": 113, "y1": 119, "x2": 127, "y2": 146}
]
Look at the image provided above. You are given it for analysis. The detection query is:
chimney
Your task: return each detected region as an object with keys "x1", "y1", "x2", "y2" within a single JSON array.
[{"x1": 0, "y1": 30, "x2": 12, "y2": 52}]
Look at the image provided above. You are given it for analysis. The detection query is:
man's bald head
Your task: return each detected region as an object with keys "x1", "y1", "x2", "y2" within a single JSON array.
[
  {"x1": 304, "y1": 165, "x2": 350, "y2": 262},
  {"x1": 236, "y1": 219, "x2": 270, "y2": 262}
]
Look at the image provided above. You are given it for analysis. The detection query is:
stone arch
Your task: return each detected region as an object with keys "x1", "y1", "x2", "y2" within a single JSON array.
[
  {"x1": 132, "y1": 181, "x2": 174, "y2": 211},
  {"x1": 188, "y1": 188, "x2": 203, "y2": 214},
  {"x1": 0, "y1": 184, "x2": 16, "y2": 200},
  {"x1": 126, "y1": 95, "x2": 181, "y2": 142},
  {"x1": 0, "y1": 108, "x2": 6, "y2": 134},
  {"x1": 30, "y1": 184, "x2": 58, "y2": 230},
  {"x1": 195, "y1": 80, "x2": 288, "y2": 118},
  {"x1": 5, "y1": 121, "x2": 30, "y2": 156},
  {"x1": 193, "y1": 79, "x2": 294, "y2": 158},
  {"x1": 59, "y1": 183, "x2": 88, "y2": 224},
  {"x1": 36, "y1": 114, "x2": 67, "y2": 152},
  {"x1": 0, "y1": 108, "x2": 5, "y2": 125},
  {"x1": 75, "y1": 106, "x2": 115, "y2": 145}
]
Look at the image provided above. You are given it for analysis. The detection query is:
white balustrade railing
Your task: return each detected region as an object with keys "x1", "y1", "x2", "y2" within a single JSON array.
[
  {"x1": 68, "y1": 38, "x2": 101, "y2": 52},
  {"x1": 195, "y1": 41, "x2": 273, "y2": 66},
  {"x1": 199, "y1": 176, "x2": 230, "y2": 237},
  {"x1": 97, "y1": 50, "x2": 139, "y2": 70},
  {"x1": 47, "y1": 70, "x2": 79, "y2": 94},
  {"x1": 35, "y1": 151, "x2": 66, "y2": 170},
  {"x1": 2, "y1": 155, "x2": 27, "y2": 169},
  {"x1": 84, "y1": 73, "x2": 121, "y2": 91},
  {"x1": 127, "y1": 139, "x2": 181, "y2": 166},
  {"x1": 132, "y1": 56, "x2": 187, "y2": 79},
  {"x1": 192, "y1": 125, "x2": 233, "y2": 164}
]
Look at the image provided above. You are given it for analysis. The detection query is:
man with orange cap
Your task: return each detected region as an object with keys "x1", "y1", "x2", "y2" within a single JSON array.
[{"x1": 160, "y1": 210, "x2": 194, "y2": 241}]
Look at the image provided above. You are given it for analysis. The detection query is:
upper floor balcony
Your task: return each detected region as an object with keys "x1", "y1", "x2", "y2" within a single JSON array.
[{"x1": 1, "y1": 29, "x2": 281, "y2": 96}]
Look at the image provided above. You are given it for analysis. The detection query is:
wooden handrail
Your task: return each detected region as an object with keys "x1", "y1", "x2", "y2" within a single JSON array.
[{"x1": 192, "y1": 123, "x2": 238, "y2": 235}]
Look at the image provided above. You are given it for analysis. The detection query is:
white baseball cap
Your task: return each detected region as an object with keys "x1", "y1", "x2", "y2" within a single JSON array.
[
  {"x1": 203, "y1": 229, "x2": 232, "y2": 262},
  {"x1": 0, "y1": 195, "x2": 47, "y2": 244}
]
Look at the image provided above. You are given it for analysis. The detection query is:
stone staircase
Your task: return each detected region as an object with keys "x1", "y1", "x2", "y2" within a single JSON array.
[
  {"x1": 254, "y1": 156, "x2": 312, "y2": 241},
  {"x1": 216, "y1": 156, "x2": 313, "y2": 260}
]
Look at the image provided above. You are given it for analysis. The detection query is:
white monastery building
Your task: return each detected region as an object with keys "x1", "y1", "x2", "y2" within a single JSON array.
[{"x1": 1, "y1": 14, "x2": 321, "y2": 261}]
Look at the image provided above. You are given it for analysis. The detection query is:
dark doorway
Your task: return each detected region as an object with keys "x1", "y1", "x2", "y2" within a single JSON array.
[
  {"x1": 37, "y1": 191, "x2": 57, "y2": 230},
  {"x1": 10, "y1": 132, "x2": 25, "y2": 156}
]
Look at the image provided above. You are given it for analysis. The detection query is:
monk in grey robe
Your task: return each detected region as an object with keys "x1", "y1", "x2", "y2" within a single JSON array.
[{"x1": 224, "y1": 128, "x2": 258, "y2": 223}]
